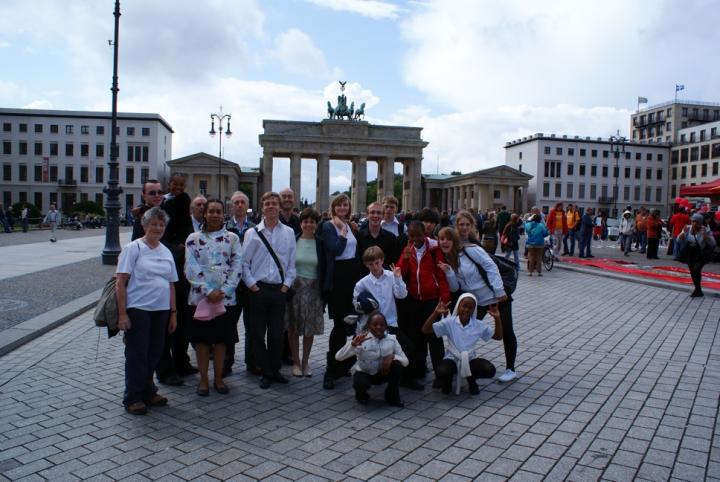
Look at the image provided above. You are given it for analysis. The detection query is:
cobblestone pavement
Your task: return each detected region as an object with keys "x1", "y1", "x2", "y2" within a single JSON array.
[{"x1": 1, "y1": 269, "x2": 719, "y2": 481}]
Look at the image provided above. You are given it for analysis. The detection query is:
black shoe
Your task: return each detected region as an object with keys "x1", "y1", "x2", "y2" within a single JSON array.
[
  {"x1": 271, "y1": 373, "x2": 289, "y2": 384},
  {"x1": 468, "y1": 379, "x2": 480, "y2": 395},
  {"x1": 385, "y1": 398, "x2": 405, "y2": 408},
  {"x1": 259, "y1": 377, "x2": 272, "y2": 389},
  {"x1": 401, "y1": 380, "x2": 424, "y2": 391},
  {"x1": 213, "y1": 382, "x2": 229, "y2": 394},
  {"x1": 586, "y1": 255, "x2": 595, "y2": 258},
  {"x1": 158, "y1": 374, "x2": 184, "y2": 386},
  {"x1": 690, "y1": 290, "x2": 704, "y2": 298},
  {"x1": 177, "y1": 365, "x2": 199, "y2": 376},
  {"x1": 323, "y1": 374, "x2": 335, "y2": 390},
  {"x1": 355, "y1": 392, "x2": 370, "y2": 405}
]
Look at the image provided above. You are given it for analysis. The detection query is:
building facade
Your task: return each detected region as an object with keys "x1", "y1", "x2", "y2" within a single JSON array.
[
  {"x1": 670, "y1": 120, "x2": 720, "y2": 200},
  {"x1": 505, "y1": 134, "x2": 669, "y2": 216},
  {"x1": 0, "y1": 108, "x2": 173, "y2": 214},
  {"x1": 422, "y1": 166, "x2": 532, "y2": 214},
  {"x1": 630, "y1": 100, "x2": 720, "y2": 144}
]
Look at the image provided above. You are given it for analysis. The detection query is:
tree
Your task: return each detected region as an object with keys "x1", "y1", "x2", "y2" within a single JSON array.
[
  {"x1": 11, "y1": 202, "x2": 42, "y2": 222},
  {"x1": 69, "y1": 200, "x2": 105, "y2": 216},
  {"x1": 450, "y1": 171, "x2": 462, "y2": 175}
]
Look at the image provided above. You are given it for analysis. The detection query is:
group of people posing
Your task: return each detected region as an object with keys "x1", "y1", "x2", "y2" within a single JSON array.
[{"x1": 116, "y1": 174, "x2": 517, "y2": 414}]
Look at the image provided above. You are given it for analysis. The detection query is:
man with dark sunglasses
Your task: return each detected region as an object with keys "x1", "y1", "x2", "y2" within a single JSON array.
[{"x1": 131, "y1": 179, "x2": 164, "y2": 241}]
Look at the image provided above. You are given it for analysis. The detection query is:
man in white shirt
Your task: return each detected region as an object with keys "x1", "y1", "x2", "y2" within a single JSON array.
[
  {"x1": 190, "y1": 195, "x2": 206, "y2": 233},
  {"x1": 242, "y1": 192, "x2": 297, "y2": 389}
]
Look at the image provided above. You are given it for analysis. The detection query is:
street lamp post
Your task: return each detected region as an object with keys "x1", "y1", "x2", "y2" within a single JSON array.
[
  {"x1": 209, "y1": 107, "x2": 232, "y2": 200},
  {"x1": 101, "y1": 0, "x2": 123, "y2": 265},
  {"x1": 609, "y1": 131, "x2": 626, "y2": 219}
]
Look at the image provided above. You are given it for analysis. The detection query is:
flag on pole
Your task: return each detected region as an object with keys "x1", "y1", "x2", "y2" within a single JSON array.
[
  {"x1": 638, "y1": 96, "x2": 648, "y2": 104},
  {"x1": 675, "y1": 84, "x2": 685, "y2": 92}
]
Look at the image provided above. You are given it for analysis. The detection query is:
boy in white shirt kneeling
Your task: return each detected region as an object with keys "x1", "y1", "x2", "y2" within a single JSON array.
[
  {"x1": 421, "y1": 293, "x2": 503, "y2": 395},
  {"x1": 336, "y1": 312, "x2": 408, "y2": 407}
]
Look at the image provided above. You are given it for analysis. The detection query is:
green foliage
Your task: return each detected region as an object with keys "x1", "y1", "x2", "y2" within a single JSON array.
[
  {"x1": 11, "y1": 202, "x2": 42, "y2": 220},
  {"x1": 361, "y1": 174, "x2": 403, "y2": 209},
  {"x1": 69, "y1": 200, "x2": 105, "y2": 216},
  {"x1": 450, "y1": 171, "x2": 462, "y2": 175}
]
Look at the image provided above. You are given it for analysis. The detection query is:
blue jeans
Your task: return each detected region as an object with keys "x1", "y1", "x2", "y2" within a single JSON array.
[
  {"x1": 579, "y1": 233, "x2": 592, "y2": 257},
  {"x1": 638, "y1": 231, "x2": 647, "y2": 253},
  {"x1": 620, "y1": 233, "x2": 632, "y2": 254},
  {"x1": 672, "y1": 236, "x2": 684, "y2": 260},
  {"x1": 505, "y1": 248, "x2": 520, "y2": 270},
  {"x1": 563, "y1": 230, "x2": 576, "y2": 255},
  {"x1": 124, "y1": 308, "x2": 169, "y2": 406}
]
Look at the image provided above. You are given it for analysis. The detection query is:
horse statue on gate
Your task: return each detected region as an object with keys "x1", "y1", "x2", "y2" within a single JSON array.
[
  {"x1": 327, "y1": 101, "x2": 336, "y2": 119},
  {"x1": 354, "y1": 102, "x2": 365, "y2": 120}
]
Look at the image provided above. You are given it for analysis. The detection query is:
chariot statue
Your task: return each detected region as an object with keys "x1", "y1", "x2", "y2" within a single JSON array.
[{"x1": 326, "y1": 81, "x2": 366, "y2": 121}]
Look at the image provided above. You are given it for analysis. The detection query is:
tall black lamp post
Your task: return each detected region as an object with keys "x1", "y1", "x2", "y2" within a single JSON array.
[
  {"x1": 209, "y1": 107, "x2": 232, "y2": 200},
  {"x1": 102, "y1": 0, "x2": 123, "y2": 265},
  {"x1": 609, "y1": 131, "x2": 626, "y2": 219}
]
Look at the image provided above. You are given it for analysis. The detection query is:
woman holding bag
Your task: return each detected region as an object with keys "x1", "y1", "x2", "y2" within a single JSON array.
[
  {"x1": 185, "y1": 199, "x2": 243, "y2": 396},
  {"x1": 679, "y1": 213, "x2": 717, "y2": 298}
]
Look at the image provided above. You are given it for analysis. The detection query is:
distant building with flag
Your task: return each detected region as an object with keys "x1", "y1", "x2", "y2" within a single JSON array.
[{"x1": 629, "y1": 100, "x2": 720, "y2": 144}]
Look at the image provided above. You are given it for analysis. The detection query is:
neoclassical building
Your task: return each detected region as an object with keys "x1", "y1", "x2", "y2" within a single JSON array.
[
  {"x1": 423, "y1": 166, "x2": 532, "y2": 214},
  {"x1": 166, "y1": 152, "x2": 260, "y2": 207}
]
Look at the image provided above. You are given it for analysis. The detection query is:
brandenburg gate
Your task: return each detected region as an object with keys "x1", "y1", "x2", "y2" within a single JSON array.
[{"x1": 258, "y1": 120, "x2": 427, "y2": 213}]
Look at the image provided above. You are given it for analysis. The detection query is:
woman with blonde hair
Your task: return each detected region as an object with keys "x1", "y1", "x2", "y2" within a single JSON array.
[
  {"x1": 454, "y1": 210, "x2": 480, "y2": 246},
  {"x1": 320, "y1": 193, "x2": 363, "y2": 389}
]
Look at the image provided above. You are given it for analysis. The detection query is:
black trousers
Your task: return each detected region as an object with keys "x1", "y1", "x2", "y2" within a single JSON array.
[
  {"x1": 647, "y1": 238, "x2": 660, "y2": 259},
  {"x1": 400, "y1": 297, "x2": 445, "y2": 378},
  {"x1": 225, "y1": 286, "x2": 252, "y2": 371},
  {"x1": 435, "y1": 358, "x2": 495, "y2": 389},
  {"x1": 477, "y1": 298, "x2": 516, "y2": 371},
  {"x1": 248, "y1": 284, "x2": 287, "y2": 377},
  {"x1": 125, "y1": 308, "x2": 168, "y2": 406},
  {"x1": 156, "y1": 278, "x2": 191, "y2": 379},
  {"x1": 354, "y1": 360, "x2": 403, "y2": 402},
  {"x1": 689, "y1": 259, "x2": 705, "y2": 292}
]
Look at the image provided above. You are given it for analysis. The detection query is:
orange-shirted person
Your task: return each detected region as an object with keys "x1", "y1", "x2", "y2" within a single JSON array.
[
  {"x1": 546, "y1": 203, "x2": 568, "y2": 260},
  {"x1": 562, "y1": 204, "x2": 580, "y2": 256},
  {"x1": 646, "y1": 209, "x2": 664, "y2": 259}
]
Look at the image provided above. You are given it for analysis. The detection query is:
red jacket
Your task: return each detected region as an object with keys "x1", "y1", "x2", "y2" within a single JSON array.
[
  {"x1": 547, "y1": 208, "x2": 568, "y2": 234},
  {"x1": 396, "y1": 239, "x2": 450, "y2": 303}
]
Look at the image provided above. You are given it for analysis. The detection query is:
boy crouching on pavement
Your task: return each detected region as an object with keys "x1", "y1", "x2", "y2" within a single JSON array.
[{"x1": 336, "y1": 312, "x2": 408, "y2": 407}]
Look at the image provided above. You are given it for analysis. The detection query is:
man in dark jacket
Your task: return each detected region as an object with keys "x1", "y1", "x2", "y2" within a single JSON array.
[{"x1": 578, "y1": 208, "x2": 595, "y2": 258}]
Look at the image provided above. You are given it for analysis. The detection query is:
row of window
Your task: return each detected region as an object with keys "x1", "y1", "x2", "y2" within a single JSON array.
[
  {"x1": 539, "y1": 146, "x2": 664, "y2": 161},
  {"x1": 671, "y1": 162, "x2": 719, "y2": 180},
  {"x1": 541, "y1": 182, "x2": 664, "y2": 204},
  {"x1": 2, "y1": 164, "x2": 149, "y2": 185},
  {"x1": 679, "y1": 127, "x2": 718, "y2": 144},
  {"x1": 671, "y1": 144, "x2": 720, "y2": 164},
  {"x1": 543, "y1": 161, "x2": 663, "y2": 181},
  {"x1": 1, "y1": 141, "x2": 149, "y2": 161},
  {"x1": 2, "y1": 191, "x2": 138, "y2": 213},
  {"x1": 1, "y1": 122, "x2": 150, "y2": 137}
]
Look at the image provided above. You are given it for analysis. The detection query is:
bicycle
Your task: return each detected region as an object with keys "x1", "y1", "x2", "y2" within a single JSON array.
[{"x1": 542, "y1": 237, "x2": 554, "y2": 271}]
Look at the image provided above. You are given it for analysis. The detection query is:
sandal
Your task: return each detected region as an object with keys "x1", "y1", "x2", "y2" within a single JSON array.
[{"x1": 125, "y1": 401, "x2": 147, "y2": 415}]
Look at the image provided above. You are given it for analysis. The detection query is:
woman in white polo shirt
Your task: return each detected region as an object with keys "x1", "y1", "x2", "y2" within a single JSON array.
[{"x1": 116, "y1": 207, "x2": 178, "y2": 415}]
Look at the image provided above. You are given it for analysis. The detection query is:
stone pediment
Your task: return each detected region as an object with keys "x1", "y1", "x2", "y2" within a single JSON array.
[{"x1": 168, "y1": 152, "x2": 241, "y2": 171}]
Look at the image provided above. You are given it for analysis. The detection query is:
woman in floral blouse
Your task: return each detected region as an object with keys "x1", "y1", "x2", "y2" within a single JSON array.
[{"x1": 185, "y1": 198, "x2": 243, "y2": 396}]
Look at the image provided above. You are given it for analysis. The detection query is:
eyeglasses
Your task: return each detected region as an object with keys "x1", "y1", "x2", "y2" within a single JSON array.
[
  {"x1": 146, "y1": 190, "x2": 163, "y2": 196},
  {"x1": 369, "y1": 211, "x2": 383, "y2": 215}
]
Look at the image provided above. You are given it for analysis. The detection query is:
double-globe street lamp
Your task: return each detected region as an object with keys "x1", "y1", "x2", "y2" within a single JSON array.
[
  {"x1": 609, "y1": 131, "x2": 627, "y2": 219},
  {"x1": 209, "y1": 108, "x2": 232, "y2": 200}
]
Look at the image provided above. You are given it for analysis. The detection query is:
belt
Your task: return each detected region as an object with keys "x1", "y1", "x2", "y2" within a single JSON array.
[{"x1": 257, "y1": 281, "x2": 282, "y2": 289}]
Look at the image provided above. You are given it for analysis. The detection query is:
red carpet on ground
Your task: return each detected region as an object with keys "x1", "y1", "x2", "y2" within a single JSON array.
[{"x1": 564, "y1": 258, "x2": 720, "y2": 290}]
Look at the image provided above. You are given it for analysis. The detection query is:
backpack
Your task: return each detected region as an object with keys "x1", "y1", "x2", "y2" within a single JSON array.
[
  {"x1": 463, "y1": 247, "x2": 518, "y2": 296},
  {"x1": 93, "y1": 242, "x2": 140, "y2": 338}
]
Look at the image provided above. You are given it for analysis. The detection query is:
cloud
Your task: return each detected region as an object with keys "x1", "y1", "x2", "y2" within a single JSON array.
[
  {"x1": 0, "y1": 40, "x2": 10, "y2": 48},
  {"x1": 306, "y1": 0, "x2": 400, "y2": 19},
  {"x1": 22, "y1": 100, "x2": 53, "y2": 109},
  {"x1": 272, "y1": 28, "x2": 340, "y2": 78}
]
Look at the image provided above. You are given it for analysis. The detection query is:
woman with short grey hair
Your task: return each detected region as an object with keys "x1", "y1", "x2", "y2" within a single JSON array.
[{"x1": 116, "y1": 206, "x2": 178, "y2": 415}]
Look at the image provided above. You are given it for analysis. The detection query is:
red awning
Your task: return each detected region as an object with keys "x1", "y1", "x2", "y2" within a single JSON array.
[{"x1": 679, "y1": 178, "x2": 720, "y2": 197}]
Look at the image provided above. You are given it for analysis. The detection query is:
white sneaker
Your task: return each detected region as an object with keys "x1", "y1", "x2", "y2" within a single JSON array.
[{"x1": 498, "y1": 369, "x2": 516, "y2": 383}]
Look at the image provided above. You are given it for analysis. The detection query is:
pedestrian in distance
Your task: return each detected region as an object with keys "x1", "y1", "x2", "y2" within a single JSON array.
[
  {"x1": 115, "y1": 207, "x2": 178, "y2": 415},
  {"x1": 619, "y1": 210, "x2": 635, "y2": 256},
  {"x1": 524, "y1": 214, "x2": 548, "y2": 276},
  {"x1": 678, "y1": 213, "x2": 717, "y2": 298},
  {"x1": 645, "y1": 209, "x2": 664, "y2": 260},
  {"x1": 43, "y1": 204, "x2": 60, "y2": 242},
  {"x1": 578, "y1": 208, "x2": 595, "y2": 258}
]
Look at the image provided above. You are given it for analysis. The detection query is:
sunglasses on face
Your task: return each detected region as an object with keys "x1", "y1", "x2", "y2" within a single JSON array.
[{"x1": 146, "y1": 190, "x2": 163, "y2": 196}]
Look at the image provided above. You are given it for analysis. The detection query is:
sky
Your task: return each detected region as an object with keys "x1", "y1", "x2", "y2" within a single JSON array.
[{"x1": 1, "y1": 0, "x2": 719, "y2": 202}]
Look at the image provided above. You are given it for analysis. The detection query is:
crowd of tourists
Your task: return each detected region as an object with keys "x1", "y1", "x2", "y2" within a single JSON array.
[{"x1": 116, "y1": 174, "x2": 516, "y2": 414}]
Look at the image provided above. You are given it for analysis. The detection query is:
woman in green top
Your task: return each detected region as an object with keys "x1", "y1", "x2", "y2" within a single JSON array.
[{"x1": 286, "y1": 208, "x2": 326, "y2": 377}]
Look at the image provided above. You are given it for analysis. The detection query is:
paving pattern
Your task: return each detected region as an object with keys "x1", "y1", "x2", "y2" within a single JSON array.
[{"x1": 0, "y1": 269, "x2": 719, "y2": 481}]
